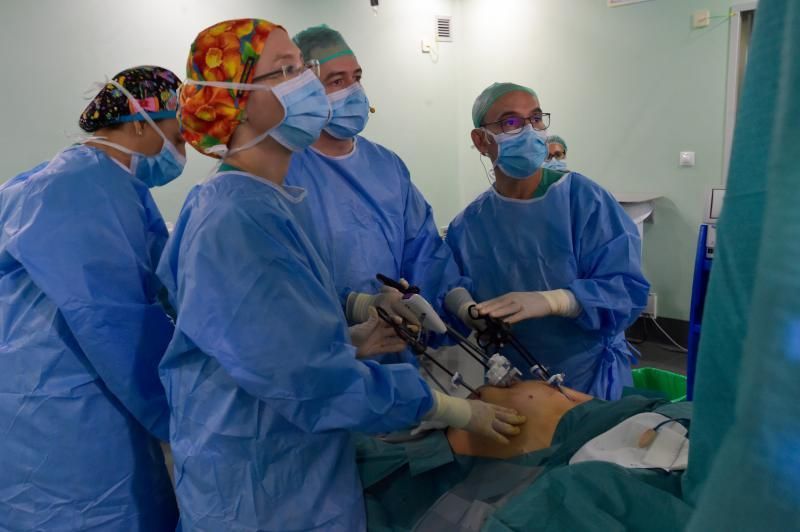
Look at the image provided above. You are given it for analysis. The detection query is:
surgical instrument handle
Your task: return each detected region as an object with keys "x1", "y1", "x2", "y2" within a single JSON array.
[{"x1": 376, "y1": 273, "x2": 420, "y2": 295}]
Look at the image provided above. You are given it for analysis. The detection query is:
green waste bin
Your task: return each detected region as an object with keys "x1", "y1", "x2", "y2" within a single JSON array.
[{"x1": 627, "y1": 367, "x2": 687, "y2": 402}]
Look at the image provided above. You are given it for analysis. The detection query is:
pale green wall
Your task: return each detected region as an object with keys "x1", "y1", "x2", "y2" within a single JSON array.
[
  {"x1": 1, "y1": 0, "x2": 743, "y2": 320},
  {"x1": 453, "y1": 0, "x2": 742, "y2": 320}
]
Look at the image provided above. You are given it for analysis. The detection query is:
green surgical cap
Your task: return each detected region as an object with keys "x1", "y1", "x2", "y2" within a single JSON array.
[
  {"x1": 293, "y1": 24, "x2": 354, "y2": 65},
  {"x1": 471, "y1": 82, "x2": 538, "y2": 128},
  {"x1": 546, "y1": 135, "x2": 567, "y2": 153}
]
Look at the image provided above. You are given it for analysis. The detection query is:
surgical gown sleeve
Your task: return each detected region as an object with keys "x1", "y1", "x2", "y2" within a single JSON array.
[
  {"x1": 398, "y1": 161, "x2": 470, "y2": 314},
  {"x1": 174, "y1": 199, "x2": 434, "y2": 434},
  {"x1": 568, "y1": 179, "x2": 649, "y2": 335},
  {"x1": 5, "y1": 167, "x2": 173, "y2": 440}
]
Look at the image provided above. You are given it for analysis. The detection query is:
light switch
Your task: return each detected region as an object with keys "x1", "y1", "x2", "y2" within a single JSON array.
[
  {"x1": 679, "y1": 151, "x2": 696, "y2": 167},
  {"x1": 693, "y1": 10, "x2": 710, "y2": 29}
]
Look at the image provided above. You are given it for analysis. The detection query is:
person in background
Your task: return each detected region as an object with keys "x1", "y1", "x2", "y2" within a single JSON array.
[
  {"x1": 543, "y1": 134, "x2": 568, "y2": 171},
  {"x1": 446, "y1": 82, "x2": 649, "y2": 400},
  {"x1": 286, "y1": 25, "x2": 474, "y2": 363},
  {"x1": 161, "y1": 19, "x2": 525, "y2": 531},
  {"x1": 0, "y1": 66, "x2": 184, "y2": 531}
]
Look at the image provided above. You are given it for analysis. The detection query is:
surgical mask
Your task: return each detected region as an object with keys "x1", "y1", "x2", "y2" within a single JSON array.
[
  {"x1": 187, "y1": 70, "x2": 331, "y2": 156},
  {"x1": 130, "y1": 142, "x2": 186, "y2": 187},
  {"x1": 269, "y1": 70, "x2": 332, "y2": 151},
  {"x1": 485, "y1": 125, "x2": 548, "y2": 180},
  {"x1": 324, "y1": 83, "x2": 370, "y2": 139},
  {"x1": 85, "y1": 137, "x2": 185, "y2": 188},
  {"x1": 543, "y1": 158, "x2": 568, "y2": 171},
  {"x1": 84, "y1": 79, "x2": 186, "y2": 188}
]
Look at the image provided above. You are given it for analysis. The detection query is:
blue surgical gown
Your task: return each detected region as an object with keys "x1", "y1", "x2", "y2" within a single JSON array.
[
  {"x1": 157, "y1": 170, "x2": 434, "y2": 531},
  {"x1": 446, "y1": 171, "x2": 649, "y2": 399},
  {"x1": 0, "y1": 145, "x2": 178, "y2": 531},
  {"x1": 285, "y1": 137, "x2": 469, "y2": 362}
]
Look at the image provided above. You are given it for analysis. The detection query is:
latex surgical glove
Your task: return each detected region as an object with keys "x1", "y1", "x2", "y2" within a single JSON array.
[
  {"x1": 474, "y1": 289, "x2": 581, "y2": 325},
  {"x1": 444, "y1": 287, "x2": 485, "y2": 331},
  {"x1": 424, "y1": 391, "x2": 526, "y2": 444},
  {"x1": 346, "y1": 281, "x2": 421, "y2": 327},
  {"x1": 349, "y1": 308, "x2": 408, "y2": 359}
]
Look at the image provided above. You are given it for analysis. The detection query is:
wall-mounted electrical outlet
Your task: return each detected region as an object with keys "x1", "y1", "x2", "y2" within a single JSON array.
[{"x1": 643, "y1": 292, "x2": 658, "y2": 319}]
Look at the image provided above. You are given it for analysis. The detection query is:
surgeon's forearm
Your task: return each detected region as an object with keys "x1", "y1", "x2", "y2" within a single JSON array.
[
  {"x1": 287, "y1": 360, "x2": 435, "y2": 434},
  {"x1": 568, "y1": 275, "x2": 649, "y2": 333}
]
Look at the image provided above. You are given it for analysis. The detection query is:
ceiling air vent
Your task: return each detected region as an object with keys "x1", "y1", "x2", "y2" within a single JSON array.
[{"x1": 436, "y1": 16, "x2": 453, "y2": 42}]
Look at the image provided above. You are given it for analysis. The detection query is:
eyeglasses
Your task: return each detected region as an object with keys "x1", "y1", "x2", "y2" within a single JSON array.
[
  {"x1": 252, "y1": 59, "x2": 321, "y2": 83},
  {"x1": 547, "y1": 150, "x2": 566, "y2": 161},
  {"x1": 482, "y1": 113, "x2": 550, "y2": 134}
]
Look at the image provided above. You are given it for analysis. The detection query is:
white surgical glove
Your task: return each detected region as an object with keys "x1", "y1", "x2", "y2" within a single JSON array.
[
  {"x1": 349, "y1": 308, "x2": 408, "y2": 359},
  {"x1": 424, "y1": 390, "x2": 526, "y2": 444},
  {"x1": 346, "y1": 281, "x2": 421, "y2": 326},
  {"x1": 444, "y1": 287, "x2": 485, "y2": 331},
  {"x1": 474, "y1": 289, "x2": 581, "y2": 325}
]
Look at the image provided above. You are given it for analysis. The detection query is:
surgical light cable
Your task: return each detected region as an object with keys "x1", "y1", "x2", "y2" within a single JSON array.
[
  {"x1": 648, "y1": 317, "x2": 688, "y2": 353},
  {"x1": 638, "y1": 417, "x2": 691, "y2": 449},
  {"x1": 654, "y1": 417, "x2": 691, "y2": 433}
]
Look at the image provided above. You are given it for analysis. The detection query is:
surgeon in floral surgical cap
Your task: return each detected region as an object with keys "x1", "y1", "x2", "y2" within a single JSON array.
[{"x1": 158, "y1": 17, "x2": 525, "y2": 532}]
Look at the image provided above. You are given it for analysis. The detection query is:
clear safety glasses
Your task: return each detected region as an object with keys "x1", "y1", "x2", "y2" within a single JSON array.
[
  {"x1": 482, "y1": 112, "x2": 551, "y2": 134},
  {"x1": 252, "y1": 59, "x2": 321, "y2": 83}
]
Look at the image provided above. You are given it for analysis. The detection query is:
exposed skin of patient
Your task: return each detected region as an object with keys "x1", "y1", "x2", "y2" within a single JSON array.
[{"x1": 447, "y1": 381, "x2": 593, "y2": 459}]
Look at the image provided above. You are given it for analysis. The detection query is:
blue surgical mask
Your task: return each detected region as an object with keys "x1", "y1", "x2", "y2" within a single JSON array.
[
  {"x1": 543, "y1": 158, "x2": 568, "y2": 171},
  {"x1": 84, "y1": 136, "x2": 186, "y2": 188},
  {"x1": 486, "y1": 125, "x2": 548, "y2": 179},
  {"x1": 324, "y1": 83, "x2": 370, "y2": 139},
  {"x1": 269, "y1": 70, "x2": 332, "y2": 152},
  {"x1": 130, "y1": 139, "x2": 186, "y2": 187}
]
